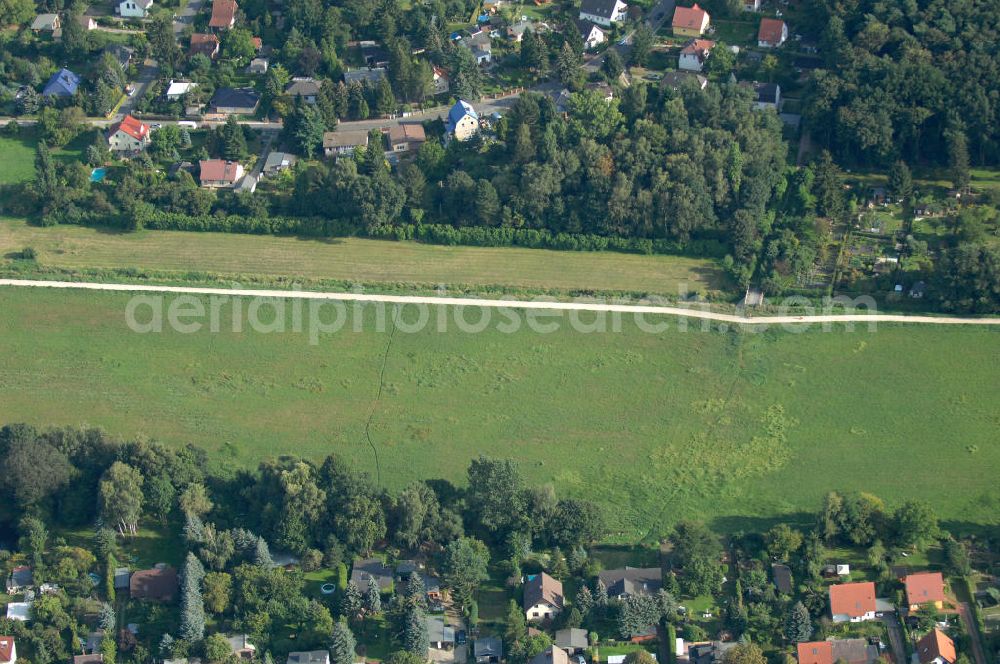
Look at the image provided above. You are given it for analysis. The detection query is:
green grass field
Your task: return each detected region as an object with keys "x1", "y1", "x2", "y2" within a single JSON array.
[
  {"x1": 1, "y1": 287, "x2": 999, "y2": 540},
  {"x1": 0, "y1": 217, "x2": 730, "y2": 297},
  {"x1": 0, "y1": 131, "x2": 92, "y2": 184}
]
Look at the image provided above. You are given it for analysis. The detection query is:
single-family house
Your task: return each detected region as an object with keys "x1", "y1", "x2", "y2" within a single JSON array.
[
  {"x1": 350, "y1": 558, "x2": 394, "y2": 593},
  {"x1": 772, "y1": 564, "x2": 793, "y2": 595},
  {"x1": 473, "y1": 637, "x2": 502, "y2": 664},
  {"x1": 5, "y1": 604, "x2": 30, "y2": 622},
  {"x1": 42, "y1": 69, "x2": 80, "y2": 98},
  {"x1": 360, "y1": 41, "x2": 390, "y2": 67},
  {"x1": 262, "y1": 152, "x2": 296, "y2": 176},
  {"x1": 432, "y1": 67, "x2": 449, "y2": 94},
  {"x1": 916, "y1": 630, "x2": 956, "y2": 664},
  {"x1": 323, "y1": 130, "x2": 369, "y2": 157},
  {"x1": 31, "y1": 13, "x2": 60, "y2": 32},
  {"x1": 225, "y1": 635, "x2": 256, "y2": 660},
  {"x1": 797, "y1": 640, "x2": 879, "y2": 664},
  {"x1": 757, "y1": 17, "x2": 787, "y2": 47},
  {"x1": 752, "y1": 82, "x2": 781, "y2": 110},
  {"x1": 6, "y1": 567, "x2": 33, "y2": 594},
  {"x1": 577, "y1": 20, "x2": 607, "y2": 49},
  {"x1": 165, "y1": 80, "x2": 198, "y2": 98},
  {"x1": 829, "y1": 581, "x2": 876, "y2": 623},
  {"x1": 118, "y1": 0, "x2": 152, "y2": 18},
  {"x1": 249, "y1": 57, "x2": 269, "y2": 74},
  {"x1": 578, "y1": 0, "x2": 627, "y2": 26},
  {"x1": 463, "y1": 32, "x2": 492, "y2": 64},
  {"x1": 104, "y1": 44, "x2": 135, "y2": 68},
  {"x1": 286, "y1": 652, "x2": 329, "y2": 664},
  {"x1": 285, "y1": 77, "x2": 320, "y2": 103},
  {"x1": 107, "y1": 115, "x2": 151, "y2": 153},
  {"x1": 0, "y1": 636, "x2": 16, "y2": 664},
  {"x1": 388, "y1": 124, "x2": 426, "y2": 153},
  {"x1": 688, "y1": 642, "x2": 736, "y2": 664},
  {"x1": 905, "y1": 572, "x2": 945, "y2": 611},
  {"x1": 586, "y1": 80, "x2": 614, "y2": 101},
  {"x1": 75, "y1": 15, "x2": 98, "y2": 30},
  {"x1": 678, "y1": 39, "x2": 715, "y2": 71},
  {"x1": 598, "y1": 567, "x2": 662, "y2": 599},
  {"x1": 427, "y1": 617, "x2": 455, "y2": 650},
  {"x1": 523, "y1": 572, "x2": 564, "y2": 621},
  {"x1": 554, "y1": 629, "x2": 588, "y2": 654},
  {"x1": 743, "y1": 0, "x2": 760, "y2": 10},
  {"x1": 84, "y1": 632, "x2": 104, "y2": 654},
  {"x1": 343, "y1": 67, "x2": 387, "y2": 84},
  {"x1": 189, "y1": 33, "x2": 220, "y2": 59},
  {"x1": 130, "y1": 566, "x2": 178, "y2": 601},
  {"x1": 447, "y1": 99, "x2": 479, "y2": 141},
  {"x1": 528, "y1": 646, "x2": 569, "y2": 664},
  {"x1": 661, "y1": 70, "x2": 708, "y2": 90},
  {"x1": 209, "y1": 87, "x2": 260, "y2": 114},
  {"x1": 199, "y1": 160, "x2": 245, "y2": 188},
  {"x1": 507, "y1": 20, "x2": 533, "y2": 41},
  {"x1": 209, "y1": 0, "x2": 238, "y2": 29},
  {"x1": 73, "y1": 656, "x2": 104, "y2": 664},
  {"x1": 672, "y1": 4, "x2": 710, "y2": 37}
]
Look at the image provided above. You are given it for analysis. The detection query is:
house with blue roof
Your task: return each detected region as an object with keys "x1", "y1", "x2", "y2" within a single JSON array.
[
  {"x1": 42, "y1": 68, "x2": 81, "y2": 98},
  {"x1": 447, "y1": 100, "x2": 479, "y2": 141}
]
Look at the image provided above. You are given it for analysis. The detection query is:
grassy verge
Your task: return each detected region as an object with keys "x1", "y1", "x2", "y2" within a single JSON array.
[{"x1": 0, "y1": 217, "x2": 731, "y2": 299}]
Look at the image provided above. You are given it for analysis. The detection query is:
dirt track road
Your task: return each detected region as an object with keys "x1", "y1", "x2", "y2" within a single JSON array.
[{"x1": 2, "y1": 279, "x2": 1000, "y2": 326}]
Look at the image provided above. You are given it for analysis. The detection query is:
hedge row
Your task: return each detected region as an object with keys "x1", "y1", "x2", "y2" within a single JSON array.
[{"x1": 46, "y1": 210, "x2": 729, "y2": 260}]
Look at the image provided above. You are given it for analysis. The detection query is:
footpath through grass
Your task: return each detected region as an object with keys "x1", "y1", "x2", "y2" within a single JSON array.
[
  {"x1": 0, "y1": 217, "x2": 730, "y2": 298},
  {"x1": 0, "y1": 287, "x2": 998, "y2": 540}
]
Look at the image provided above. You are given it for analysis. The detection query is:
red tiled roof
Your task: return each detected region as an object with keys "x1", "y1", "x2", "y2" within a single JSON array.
[
  {"x1": 681, "y1": 38, "x2": 715, "y2": 57},
  {"x1": 797, "y1": 642, "x2": 833, "y2": 664},
  {"x1": 199, "y1": 159, "x2": 242, "y2": 183},
  {"x1": 829, "y1": 581, "x2": 876, "y2": 618},
  {"x1": 209, "y1": 0, "x2": 237, "y2": 27},
  {"x1": 0, "y1": 637, "x2": 15, "y2": 664},
  {"x1": 916, "y1": 629, "x2": 955, "y2": 664},
  {"x1": 189, "y1": 32, "x2": 219, "y2": 56},
  {"x1": 252, "y1": 36, "x2": 262, "y2": 49},
  {"x1": 389, "y1": 124, "x2": 426, "y2": 143},
  {"x1": 905, "y1": 572, "x2": 945, "y2": 607},
  {"x1": 111, "y1": 114, "x2": 149, "y2": 141},
  {"x1": 672, "y1": 3, "x2": 708, "y2": 30},
  {"x1": 757, "y1": 17, "x2": 785, "y2": 44},
  {"x1": 129, "y1": 567, "x2": 178, "y2": 600}
]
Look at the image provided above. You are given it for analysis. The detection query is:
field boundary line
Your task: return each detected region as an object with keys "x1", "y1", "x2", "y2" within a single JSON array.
[{"x1": 2, "y1": 279, "x2": 1000, "y2": 326}]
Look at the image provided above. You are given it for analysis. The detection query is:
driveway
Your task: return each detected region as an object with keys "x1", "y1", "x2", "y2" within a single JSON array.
[
  {"x1": 118, "y1": 58, "x2": 158, "y2": 120},
  {"x1": 173, "y1": 0, "x2": 205, "y2": 37},
  {"x1": 955, "y1": 601, "x2": 988, "y2": 664},
  {"x1": 879, "y1": 613, "x2": 906, "y2": 664}
]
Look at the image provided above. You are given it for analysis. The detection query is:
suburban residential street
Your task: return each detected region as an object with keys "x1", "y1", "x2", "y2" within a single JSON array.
[
  {"x1": 3, "y1": 279, "x2": 1000, "y2": 326},
  {"x1": 585, "y1": 0, "x2": 677, "y2": 71}
]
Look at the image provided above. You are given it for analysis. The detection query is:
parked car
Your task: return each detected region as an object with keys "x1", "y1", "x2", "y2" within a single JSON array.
[{"x1": 456, "y1": 630, "x2": 467, "y2": 645}]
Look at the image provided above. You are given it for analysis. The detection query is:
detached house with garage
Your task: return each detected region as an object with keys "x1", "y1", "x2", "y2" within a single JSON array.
[
  {"x1": 757, "y1": 17, "x2": 787, "y2": 47},
  {"x1": 672, "y1": 3, "x2": 710, "y2": 37},
  {"x1": 577, "y1": 20, "x2": 607, "y2": 49},
  {"x1": 209, "y1": 0, "x2": 237, "y2": 29},
  {"x1": 578, "y1": 0, "x2": 627, "y2": 26},
  {"x1": 199, "y1": 160, "x2": 245, "y2": 188},
  {"x1": 678, "y1": 39, "x2": 715, "y2": 71},
  {"x1": 0, "y1": 636, "x2": 16, "y2": 664},
  {"x1": 905, "y1": 572, "x2": 946, "y2": 611},
  {"x1": 107, "y1": 114, "x2": 151, "y2": 153},
  {"x1": 598, "y1": 567, "x2": 662, "y2": 599},
  {"x1": 916, "y1": 629, "x2": 956, "y2": 664},
  {"x1": 829, "y1": 581, "x2": 876, "y2": 623},
  {"x1": 447, "y1": 100, "x2": 480, "y2": 141},
  {"x1": 523, "y1": 572, "x2": 563, "y2": 622}
]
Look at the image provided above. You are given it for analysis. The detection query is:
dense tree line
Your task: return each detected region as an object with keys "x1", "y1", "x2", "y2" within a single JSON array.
[{"x1": 801, "y1": 0, "x2": 1000, "y2": 167}]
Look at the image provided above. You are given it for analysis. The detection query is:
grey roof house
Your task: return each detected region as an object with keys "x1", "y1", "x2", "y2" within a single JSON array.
[
  {"x1": 350, "y1": 558, "x2": 394, "y2": 592},
  {"x1": 554, "y1": 628, "x2": 588, "y2": 654},
  {"x1": 209, "y1": 87, "x2": 260, "y2": 115},
  {"x1": 286, "y1": 653, "x2": 329, "y2": 664},
  {"x1": 427, "y1": 617, "x2": 455, "y2": 649},
  {"x1": 285, "y1": 77, "x2": 320, "y2": 103},
  {"x1": 474, "y1": 637, "x2": 503, "y2": 664},
  {"x1": 597, "y1": 567, "x2": 662, "y2": 599}
]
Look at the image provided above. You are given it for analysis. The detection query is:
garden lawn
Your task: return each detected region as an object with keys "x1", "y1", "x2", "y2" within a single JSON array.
[
  {"x1": 0, "y1": 287, "x2": 999, "y2": 541},
  {"x1": 0, "y1": 217, "x2": 730, "y2": 298},
  {"x1": 0, "y1": 129, "x2": 93, "y2": 184}
]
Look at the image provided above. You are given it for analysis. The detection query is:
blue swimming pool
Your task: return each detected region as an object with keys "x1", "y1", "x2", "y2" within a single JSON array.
[{"x1": 90, "y1": 167, "x2": 107, "y2": 182}]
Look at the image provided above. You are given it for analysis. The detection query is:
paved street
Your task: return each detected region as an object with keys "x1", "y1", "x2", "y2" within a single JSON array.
[
  {"x1": 879, "y1": 614, "x2": 906, "y2": 664},
  {"x1": 173, "y1": 0, "x2": 205, "y2": 37},
  {"x1": 118, "y1": 59, "x2": 159, "y2": 120},
  {"x1": 585, "y1": 0, "x2": 677, "y2": 72}
]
